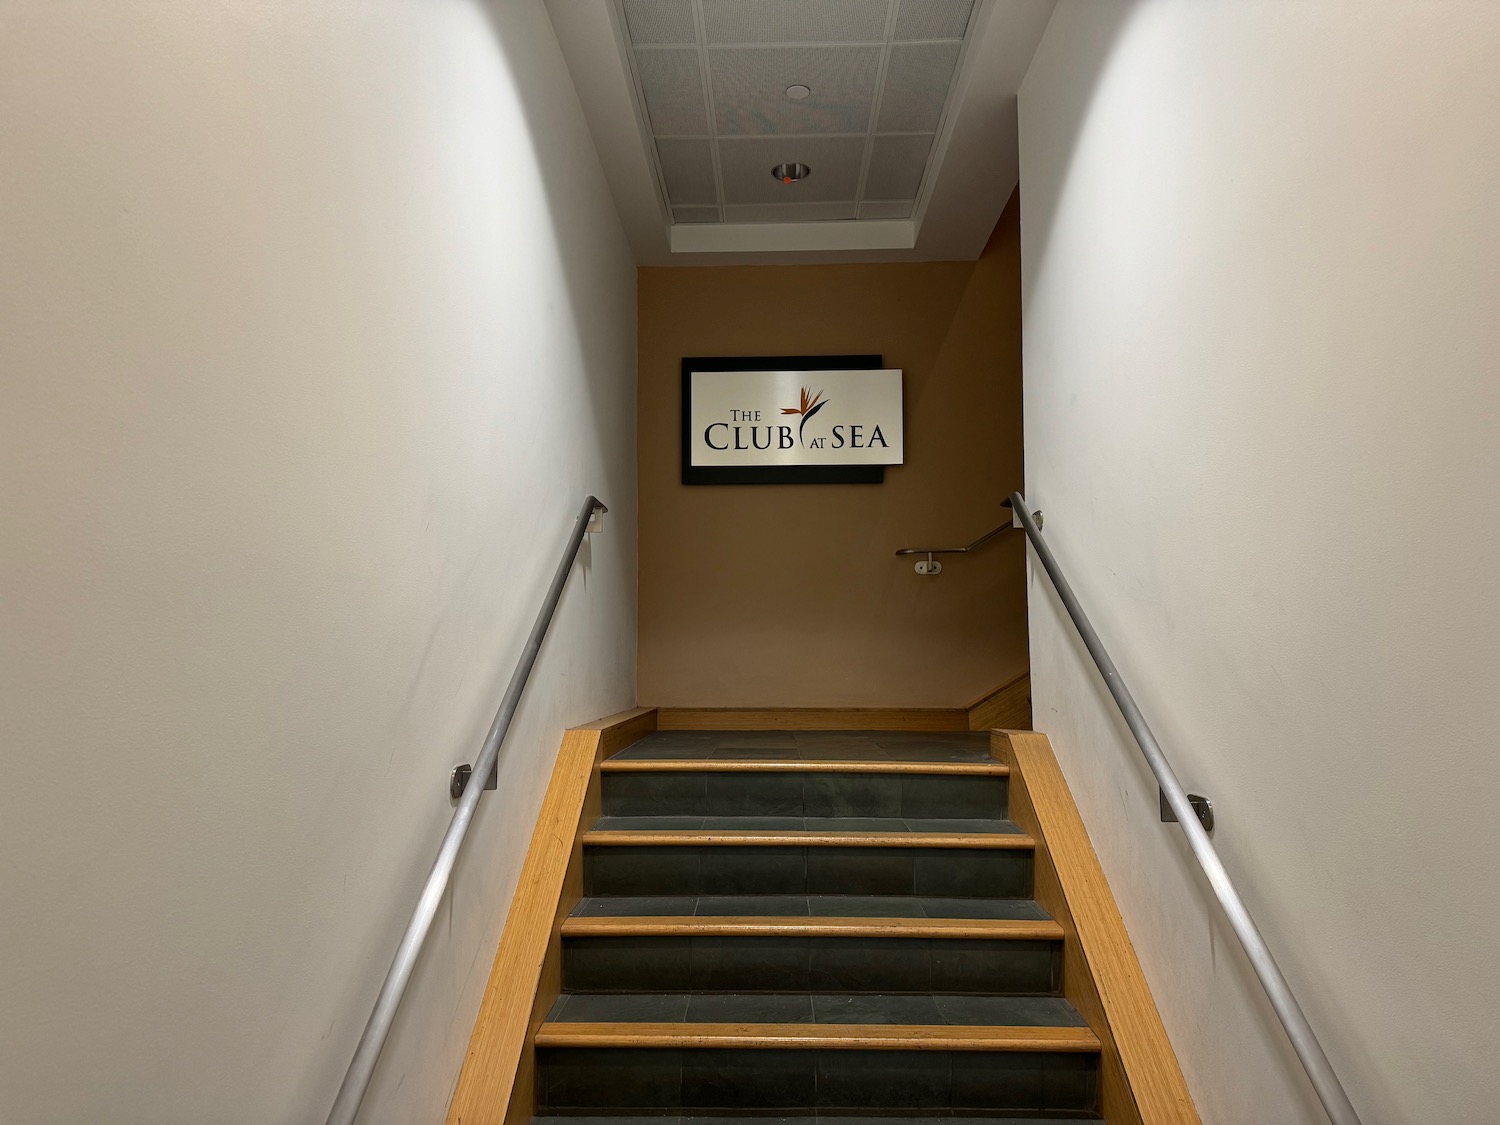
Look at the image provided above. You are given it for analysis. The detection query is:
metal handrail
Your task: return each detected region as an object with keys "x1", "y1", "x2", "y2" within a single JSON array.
[
  {"x1": 324, "y1": 495, "x2": 608, "y2": 1125},
  {"x1": 895, "y1": 515, "x2": 1022, "y2": 575},
  {"x1": 894, "y1": 521, "x2": 1016, "y2": 556},
  {"x1": 1008, "y1": 491, "x2": 1362, "y2": 1125}
]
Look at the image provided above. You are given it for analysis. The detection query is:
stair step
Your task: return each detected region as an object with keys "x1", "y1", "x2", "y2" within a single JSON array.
[
  {"x1": 571, "y1": 896, "x2": 1052, "y2": 920},
  {"x1": 537, "y1": 1117, "x2": 1103, "y2": 1124},
  {"x1": 585, "y1": 842, "x2": 1033, "y2": 899},
  {"x1": 562, "y1": 921, "x2": 1063, "y2": 994},
  {"x1": 563, "y1": 915, "x2": 1063, "y2": 939},
  {"x1": 535, "y1": 1118, "x2": 1101, "y2": 1125},
  {"x1": 535, "y1": 1041, "x2": 1099, "y2": 1112},
  {"x1": 536, "y1": 1022, "x2": 1100, "y2": 1052},
  {"x1": 602, "y1": 759, "x2": 1009, "y2": 774},
  {"x1": 546, "y1": 994, "x2": 1086, "y2": 1031},
  {"x1": 584, "y1": 826, "x2": 1030, "y2": 847},
  {"x1": 612, "y1": 730, "x2": 995, "y2": 764}
]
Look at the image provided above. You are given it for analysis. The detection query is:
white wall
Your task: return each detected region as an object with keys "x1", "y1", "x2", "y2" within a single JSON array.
[
  {"x1": 0, "y1": 2, "x2": 636, "y2": 1122},
  {"x1": 1019, "y1": 3, "x2": 1500, "y2": 1123}
]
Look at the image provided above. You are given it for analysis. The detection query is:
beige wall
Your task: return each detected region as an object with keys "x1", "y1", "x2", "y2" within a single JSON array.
[
  {"x1": 0, "y1": 3, "x2": 635, "y2": 1121},
  {"x1": 1020, "y1": 3, "x2": 1500, "y2": 1122},
  {"x1": 639, "y1": 196, "x2": 1026, "y2": 708}
]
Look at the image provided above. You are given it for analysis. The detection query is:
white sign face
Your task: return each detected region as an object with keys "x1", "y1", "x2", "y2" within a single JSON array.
[{"x1": 689, "y1": 368, "x2": 904, "y2": 468}]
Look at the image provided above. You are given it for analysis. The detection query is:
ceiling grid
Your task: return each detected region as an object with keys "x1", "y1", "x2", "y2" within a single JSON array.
[
  {"x1": 852, "y1": 1, "x2": 900, "y2": 219},
  {"x1": 691, "y1": 0, "x2": 728, "y2": 222},
  {"x1": 616, "y1": 0, "x2": 977, "y2": 227}
]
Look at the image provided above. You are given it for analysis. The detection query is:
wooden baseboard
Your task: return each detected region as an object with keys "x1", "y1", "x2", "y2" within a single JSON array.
[
  {"x1": 445, "y1": 707, "x2": 657, "y2": 1125},
  {"x1": 993, "y1": 730, "x2": 1199, "y2": 1125},
  {"x1": 968, "y1": 672, "x2": 1032, "y2": 731}
]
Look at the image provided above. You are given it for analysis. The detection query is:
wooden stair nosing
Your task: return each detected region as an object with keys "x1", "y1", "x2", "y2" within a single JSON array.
[
  {"x1": 534, "y1": 1022, "x2": 1101, "y2": 1052},
  {"x1": 582, "y1": 829, "x2": 1035, "y2": 849},
  {"x1": 600, "y1": 760, "x2": 1009, "y2": 776},
  {"x1": 561, "y1": 915, "x2": 1064, "y2": 940}
]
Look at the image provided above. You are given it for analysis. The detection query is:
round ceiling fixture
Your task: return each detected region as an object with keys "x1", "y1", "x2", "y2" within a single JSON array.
[
  {"x1": 771, "y1": 162, "x2": 811, "y2": 184},
  {"x1": 785, "y1": 84, "x2": 811, "y2": 100}
]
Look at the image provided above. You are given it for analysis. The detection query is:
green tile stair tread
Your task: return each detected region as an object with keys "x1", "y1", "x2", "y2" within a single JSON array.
[
  {"x1": 547, "y1": 993, "x2": 1087, "y2": 1029},
  {"x1": 570, "y1": 896, "x2": 1052, "y2": 920},
  {"x1": 572, "y1": 896, "x2": 702, "y2": 916},
  {"x1": 593, "y1": 816, "x2": 710, "y2": 830},
  {"x1": 693, "y1": 895, "x2": 813, "y2": 915},
  {"x1": 700, "y1": 817, "x2": 810, "y2": 830},
  {"x1": 911, "y1": 899, "x2": 1049, "y2": 920}
]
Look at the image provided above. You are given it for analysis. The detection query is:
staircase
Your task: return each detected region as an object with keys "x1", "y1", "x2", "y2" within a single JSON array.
[{"x1": 532, "y1": 727, "x2": 1103, "y2": 1122}]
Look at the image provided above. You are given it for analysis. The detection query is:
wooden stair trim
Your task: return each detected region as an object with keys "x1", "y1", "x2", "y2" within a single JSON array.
[
  {"x1": 656, "y1": 707, "x2": 969, "y2": 731},
  {"x1": 601, "y1": 759, "x2": 1009, "y2": 776},
  {"x1": 561, "y1": 915, "x2": 1065, "y2": 940},
  {"x1": 995, "y1": 730, "x2": 1200, "y2": 1125},
  {"x1": 582, "y1": 829, "x2": 1035, "y2": 849},
  {"x1": 445, "y1": 707, "x2": 658, "y2": 1125},
  {"x1": 534, "y1": 1022, "x2": 1101, "y2": 1052},
  {"x1": 967, "y1": 672, "x2": 1033, "y2": 732}
]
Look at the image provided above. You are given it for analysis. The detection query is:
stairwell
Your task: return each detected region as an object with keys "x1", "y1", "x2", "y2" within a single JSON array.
[
  {"x1": 533, "y1": 727, "x2": 1102, "y2": 1122},
  {"x1": 448, "y1": 708, "x2": 1195, "y2": 1125}
]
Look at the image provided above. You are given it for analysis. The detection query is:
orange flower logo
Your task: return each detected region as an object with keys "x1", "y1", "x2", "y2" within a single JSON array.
[{"x1": 781, "y1": 386, "x2": 827, "y2": 445}]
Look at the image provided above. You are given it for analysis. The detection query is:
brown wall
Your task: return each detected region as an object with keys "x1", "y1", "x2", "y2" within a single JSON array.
[{"x1": 638, "y1": 192, "x2": 1025, "y2": 708}]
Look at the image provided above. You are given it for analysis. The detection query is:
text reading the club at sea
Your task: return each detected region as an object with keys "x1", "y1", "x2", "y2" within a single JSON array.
[{"x1": 704, "y1": 409, "x2": 891, "y2": 452}]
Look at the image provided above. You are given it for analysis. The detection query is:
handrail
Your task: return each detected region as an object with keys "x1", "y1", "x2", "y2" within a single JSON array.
[
  {"x1": 323, "y1": 495, "x2": 608, "y2": 1125},
  {"x1": 1008, "y1": 491, "x2": 1362, "y2": 1125},
  {"x1": 894, "y1": 521, "x2": 1016, "y2": 556},
  {"x1": 895, "y1": 515, "x2": 1021, "y2": 575}
]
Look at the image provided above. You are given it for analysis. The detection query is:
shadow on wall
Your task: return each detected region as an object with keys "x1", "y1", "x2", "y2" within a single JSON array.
[
  {"x1": 1017, "y1": 1, "x2": 1139, "y2": 277},
  {"x1": 475, "y1": 0, "x2": 633, "y2": 488},
  {"x1": 316, "y1": 3, "x2": 640, "y2": 1123}
]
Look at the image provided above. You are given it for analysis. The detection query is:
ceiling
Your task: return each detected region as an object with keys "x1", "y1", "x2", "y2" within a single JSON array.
[{"x1": 546, "y1": 0, "x2": 1057, "y2": 265}]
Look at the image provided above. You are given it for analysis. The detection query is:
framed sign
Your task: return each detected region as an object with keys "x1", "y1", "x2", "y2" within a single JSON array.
[{"x1": 681, "y1": 355, "x2": 904, "y2": 485}]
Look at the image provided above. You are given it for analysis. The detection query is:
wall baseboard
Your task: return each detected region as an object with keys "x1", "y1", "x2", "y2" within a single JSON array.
[{"x1": 968, "y1": 672, "x2": 1032, "y2": 731}]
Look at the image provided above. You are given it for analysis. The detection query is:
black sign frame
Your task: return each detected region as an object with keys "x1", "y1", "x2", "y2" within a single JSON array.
[{"x1": 680, "y1": 354, "x2": 887, "y2": 485}]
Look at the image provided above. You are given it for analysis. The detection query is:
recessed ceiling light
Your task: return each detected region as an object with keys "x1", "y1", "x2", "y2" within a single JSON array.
[
  {"x1": 785, "y1": 84, "x2": 811, "y2": 100},
  {"x1": 771, "y1": 162, "x2": 811, "y2": 184}
]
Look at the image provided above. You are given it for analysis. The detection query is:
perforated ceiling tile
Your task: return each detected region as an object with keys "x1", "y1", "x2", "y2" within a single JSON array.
[
  {"x1": 863, "y1": 133, "x2": 933, "y2": 200},
  {"x1": 635, "y1": 48, "x2": 710, "y2": 136},
  {"x1": 858, "y1": 199, "x2": 914, "y2": 219},
  {"x1": 711, "y1": 46, "x2": 881, "y2": 136},
  {"x1": 701, "y1": 0, "x2": 889, "y2": 45},
  {"x1": 622, "y1": 0, "x2": 697, "y2": 46},
  {"x1": 655, "y1": 138, "x2": 718, "y2": 205},
  {"x1": 619, "y1": 0, "x2": 980, "y2": 228},
  {"x1": 876, "y1": 42, "x2": 961, "y2": 133},
  {"x1": 717, "y1": 135, "x2": 866, "y2": 204},
  {"x1": 893, "y1": 0, "x2": 974, "y2": 41},
  {"x1": 724, "y1": 201, "x2": 857, "y2": 223}
]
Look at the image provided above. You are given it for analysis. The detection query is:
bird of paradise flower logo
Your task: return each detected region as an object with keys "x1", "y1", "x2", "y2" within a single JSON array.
[{"x1": 781, "y1": 386, "x2": 828, "y2": 446}]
